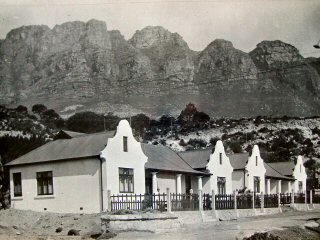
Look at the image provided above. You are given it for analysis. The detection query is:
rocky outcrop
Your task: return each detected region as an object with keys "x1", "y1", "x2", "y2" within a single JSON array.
[{"x1": 0, "y1": 20, "x2": 319, "y2": 118}]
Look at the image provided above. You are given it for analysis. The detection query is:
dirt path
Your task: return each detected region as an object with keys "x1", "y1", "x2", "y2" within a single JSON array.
[{"x1": 115, "y1": 211, "x2": 320, "y2": 240}]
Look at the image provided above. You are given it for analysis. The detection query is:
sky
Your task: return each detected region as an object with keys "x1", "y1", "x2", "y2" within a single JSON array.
[{"x1": 0, "y1": 0, "x2": 319, "y2": 57}]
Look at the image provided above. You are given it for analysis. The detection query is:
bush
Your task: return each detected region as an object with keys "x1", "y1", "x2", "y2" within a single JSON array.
[
  {"x1": 187, "y1": 138, "x2": 207, "y2": 149},
  {"x1": 16, "y1": 105, "x2": 28, "y2": 113}
]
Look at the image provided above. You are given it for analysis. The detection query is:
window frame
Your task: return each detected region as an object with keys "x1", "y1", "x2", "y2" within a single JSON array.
[
  {"x1": 119, "y1": 168, "x2": 134, "y2": 193},
  {"x1": 36, "y1": 171, "x2": 54, "y2": 196},
  {"x1": 219, "y1": 153, "x2": 222, "y2": 165},
  {"x1": 13, "y1": 172, "x2": 22, "y2": 197},
  {"x1": 217, "y1": 177, "x2": 226, "y2": 195},
  {"x1": 255, "y1": 156, "x2": 258, "y2": 166}
]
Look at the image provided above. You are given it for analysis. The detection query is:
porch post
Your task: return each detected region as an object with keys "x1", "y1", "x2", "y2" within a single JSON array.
[
  {"x1": 197, "y1": 176, "x2": 203, "y2": 191},
  {"x1": 277, "y1": 180, "x2": 282, "y2": 194},
  {"x1": 266, "y1": 179, "x2": 271, "y2": 194},
  {"x1": 176, "y1": 174, "x2": 182, "y2": 194},
  {"x1": 151, "y1": 172, "x2": 158, "y2": 194},
  {"x1": 288, "y1": 181, "x2": 291, "y2": 194}
]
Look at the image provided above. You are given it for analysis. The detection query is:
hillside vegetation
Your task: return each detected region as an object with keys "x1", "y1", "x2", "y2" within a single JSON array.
[{"x1": 0, "y1": 103, "x2": 320, "y2": 208}]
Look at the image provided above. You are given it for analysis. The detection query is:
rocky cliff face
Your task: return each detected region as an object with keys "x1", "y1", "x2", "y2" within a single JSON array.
[{"x1": 0, "y1": 20, "x2": 319, "y2": 118}]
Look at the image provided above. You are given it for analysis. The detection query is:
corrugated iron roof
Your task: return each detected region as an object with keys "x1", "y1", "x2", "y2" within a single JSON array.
[
  {"x1": 6, "y1": 131, "x2": 115, "y2": 166},
  {"x1": 264, "y1": 162, "x2": 295, "y2": 180},
  {"x1": 228, "y1": 152, "x2": 249, "y2": 170},
  {"x1": 177, "y1": 149, "x2": 212, "y2": 169},
  {"x1": 267, "y1": 162, "x2": 295, "y2": 176},
  {"x1": 142, "y1": 144, "x2": 210, "y2": 175}
]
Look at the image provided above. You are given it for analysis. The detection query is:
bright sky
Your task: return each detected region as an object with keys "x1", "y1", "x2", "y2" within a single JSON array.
[{"x1": 0, "y1": 0, "x2": 319, "y2": 57}]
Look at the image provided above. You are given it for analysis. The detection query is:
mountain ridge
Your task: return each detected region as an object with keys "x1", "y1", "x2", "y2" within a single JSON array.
[{"x1": 0, "y1": 19, "x2": 319, "y2": 118}]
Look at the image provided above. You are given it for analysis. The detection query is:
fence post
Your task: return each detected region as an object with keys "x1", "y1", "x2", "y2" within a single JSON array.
[
  {"x1": 166, "y1": 188, "x2": 171, "y2": 213},
  {"x1": 261, "y1": 192, "x2": 264, "y2": 212},
  {"x1": 199, "y1": 189, "x2": 203, "y2": 211},
  {"x1": 234, "y1": 191, "x2": 237, "y2": 210},
  {"x1": 277, "y1": 193, "x2": 280, "y2": 209},
  {"x1": 107, "y1": 190, "x2": 111, "y2": 212},
  {"x1": 310, "y1": 190, "x2": 313, "y2": 205},
  {"x1": 212, "y1": 190, "x2": 216, "y2": 211},
  {"x1": 252, "y1": 192, "x2": 255, "y2": 209}
]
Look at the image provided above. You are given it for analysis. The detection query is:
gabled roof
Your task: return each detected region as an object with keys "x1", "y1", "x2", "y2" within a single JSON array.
[
  {"x1": 228, "y1": 152, "x2": 249, "y2": 170},
  {"x1": 177, "y1": 149, "x2": 212, "y2": 169},
  {"x1": 6, "y1": 131, "x2": 115, "y2": 166},
  {"x1": 264, "y1": 162, "x2": 295, "y2": 180},
  {"x1": 267, "y1": 162, "x2": 295, "y2": 176},
  {"x1": 142, "y1": 144, "x2": 210, "y2": 175}
]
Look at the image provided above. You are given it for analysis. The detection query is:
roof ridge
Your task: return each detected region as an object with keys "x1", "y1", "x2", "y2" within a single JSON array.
[{"x1": 69, "y1": 130, "x2": 115, "y2": 139}]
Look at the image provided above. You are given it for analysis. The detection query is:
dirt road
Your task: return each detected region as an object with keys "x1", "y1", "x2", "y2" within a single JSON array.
[{"x1": 115, "y1": 211, "x2": 320, "y2": 240}]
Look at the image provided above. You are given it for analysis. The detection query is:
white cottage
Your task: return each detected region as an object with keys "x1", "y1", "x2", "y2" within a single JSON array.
[{"x1": 7, "y1": 120, "x2": 208, "y2": 213}]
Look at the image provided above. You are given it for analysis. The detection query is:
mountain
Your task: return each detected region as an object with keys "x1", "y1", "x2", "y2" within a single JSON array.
[{"x1": 0, "y1": 19, "x2": 319, "y2": 118}]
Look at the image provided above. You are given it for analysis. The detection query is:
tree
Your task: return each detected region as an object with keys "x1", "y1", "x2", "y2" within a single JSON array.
[
  {"x1": 32, "y1": 104, "x2": 47, "y2": 115},
  {"x1": 178, "y1": 103, "x2": 198, "y2": 125},
  {"x1": 66, "y1": 111, "x2": 104, "y2": 133},
  {"x1": 131, "y1": 114, "x2": 150, "y2": 137}
]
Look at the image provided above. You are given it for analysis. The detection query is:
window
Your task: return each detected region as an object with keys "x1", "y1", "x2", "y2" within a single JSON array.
[
  {"x1": 217, "y1": 177, "x2": 226, "y2": 194},
  {"x1": 255, "y1": 156, "x2": 258, "y2": 166},
  {"x1": 123, "y1": 136, "x2": 128, "y2": 152},
  {"x1": 37, "y1": 171, "x2": 53, "y2": 195},
  {"x1": 13, "y1": 172, "x2": 22, "y2": 197},
  {"x1": 119, "y1": 168, "x2": 134, "y2": 193},
  {"x1": 254, "y1": 176, "x2": 260, "y2": 193},
  {"x1": 219, "y1": 153, "x2": 222, "y2": 165}
]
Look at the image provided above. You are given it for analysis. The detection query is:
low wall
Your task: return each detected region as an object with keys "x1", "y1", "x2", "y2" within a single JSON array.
[{"x1": 101, "y1": 212, "x2": 182, "y2": 233}]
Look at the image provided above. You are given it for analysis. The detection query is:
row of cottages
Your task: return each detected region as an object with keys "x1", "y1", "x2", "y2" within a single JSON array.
[{"x1": 6, "y1": 120, "x2": 307, "y2": 213}]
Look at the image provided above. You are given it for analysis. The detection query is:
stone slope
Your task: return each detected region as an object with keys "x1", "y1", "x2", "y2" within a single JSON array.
[{"x1": 0, "y1": 19, "x2": 319, "y2": 118}]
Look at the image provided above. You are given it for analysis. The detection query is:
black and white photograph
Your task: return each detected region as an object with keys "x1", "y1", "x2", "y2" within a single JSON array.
[{"x1": 0, "y1": 0, "x2": 319, "y2": 239}]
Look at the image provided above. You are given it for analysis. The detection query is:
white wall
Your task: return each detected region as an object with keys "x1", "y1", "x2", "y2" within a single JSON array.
[
  {"x1": 232, "y1": 171, "x2": 245, "y2": 191},
  {"x1": 10, "y1": 158, "x2": 101, "y2": 213},
  {"x1": 100, "y1": 120, "x2": 148, "y2": 203},
  {"x1": 292, "y1": 155, "x2": 307, "y2": 193},
  {"x1": 208, "y1": 141, "x2": 234, "y2": 194},
  {"x1": 245, "y1": 145, "x2": 266, "y2": 193}
]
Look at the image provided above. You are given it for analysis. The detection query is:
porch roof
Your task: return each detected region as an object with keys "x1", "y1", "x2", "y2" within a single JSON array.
[
  {"x1": 264, "y1": 163, "x2": 295, "y2": 180},
  {"x1": 142, "y1": 144, "x2": 210, "y2": 175},
  {"x1": 228, "y1": 153, "x2": 249, "y2": 170},
  {"x1": 177, "y1": 149, "x2": 212, "y2": 169},
  {"x1": 6, "y1": 131, "x2": 115, "y2": 166},
  {"x1": 267, "y1": 162, "x2": 295, "y2": 176}
]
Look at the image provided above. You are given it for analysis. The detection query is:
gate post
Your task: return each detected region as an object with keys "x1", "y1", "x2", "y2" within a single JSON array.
[
  {"x1": 166, "y1": 188, "x2": 171, "y2": 213},
  {"x1": 199, "y1": 189, "x2": 203, "y2": 211},
  {"x1": 305, "y1": 190, "x2": 307, "y2": 205},
  {"x1": 291, "y1": 190, "x2": 295, "y2": 205},
  {"x1": 277, "y1": 193, "x2": 281, "y2": 209},
  {"x1": 212, "y1": 190, "x2": 216, "y2": 211},
  {"x1": 261, "y1": 192, "x2": 264, "y2": 212},
  {"x1": 310, "y1": 190, "x2": 313, "y2": 205},
  {"x1": 252, "y1": 192, "x2": 255, "y2": 209},
  {"x1": 234, "y1": 191, "x2": 237, "y2": 210},
  {"x1": 107, "y1": 190, "x2": 111, "y2": 212}
]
